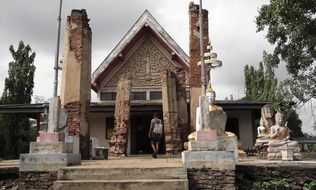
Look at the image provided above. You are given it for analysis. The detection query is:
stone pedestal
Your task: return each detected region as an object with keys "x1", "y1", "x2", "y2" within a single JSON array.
[
  {"x1": 39, "y1": 132, "x2": 65, "y2": 142},
  {"x1": 281, "y1": 149, "x2": 294, "y2": 161},
  {"x1": 20, "y1": 133, "x2": 81, "y2": 172},
  {"x1": 182, "y1": 95, "x2": 236, "y2": 189},
  {"x1": 182, "y1": 150, "x2": 235, "y2": 170},
  {"x1": 267, "y1": 142, "x2": 302, "y2": 161},
  {"x1": 20, "y1": 153, "x2": 81, "y2": 172},
  {"x1": 19, "y1": 97, "x2": 81, "y2": 172},
  {"x1": 182, "y1": 137, "x2": 235, "y2": 189},
  {"x1": 195, "y1": 130, "x2": 217, "y2": 141}
]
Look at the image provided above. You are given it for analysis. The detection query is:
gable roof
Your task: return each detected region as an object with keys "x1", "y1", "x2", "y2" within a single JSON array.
[{"x1": 92, "y1": 10, "x2": 189, "y2": 91}]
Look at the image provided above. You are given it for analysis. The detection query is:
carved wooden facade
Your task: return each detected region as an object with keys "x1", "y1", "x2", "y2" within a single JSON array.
[
  {"x1": 104, "y1": 38, "x2": 177, "y2": 89},
  {"x1": 91, "y1": 10, "x2": 190, "y2": 156}
]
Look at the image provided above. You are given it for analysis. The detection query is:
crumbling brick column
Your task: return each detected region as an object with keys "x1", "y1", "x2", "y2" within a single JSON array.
[
  {"x1": 60, "y1": 9, "x2": 92, "y2": 159},
  {"x1": 162, "y1": 69, "x2": 182, "y2": 155},
  {"x1": 176, "y1": 68, "x2": 189, "y2": 149},
  {"x1": 109, "y1": 78, "x2": 131, "y2": 157},
  {"x1": 189, "y1": 2, "x2": 209, "y2": 133}
]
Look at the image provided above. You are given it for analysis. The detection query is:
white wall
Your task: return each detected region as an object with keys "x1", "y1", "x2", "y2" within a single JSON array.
[
  {"x1": 226, "y1": 110, "x2": 254, "y2": 149},
  {"x1": 89, "y1": 112, "x2": 112, "y2": 145}
]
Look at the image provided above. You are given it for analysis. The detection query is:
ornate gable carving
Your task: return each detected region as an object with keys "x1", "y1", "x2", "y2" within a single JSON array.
[{"x1": 104, "y1": 39, "x2": 177, "y2": 88}]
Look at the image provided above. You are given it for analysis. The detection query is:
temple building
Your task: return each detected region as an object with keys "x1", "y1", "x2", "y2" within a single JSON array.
[
  {"x1": 0, "y1": 3, "x2": 267, "y2": 157},
  {"x1": 88, "y1": 5, "x2": 265, "y2": 156}
]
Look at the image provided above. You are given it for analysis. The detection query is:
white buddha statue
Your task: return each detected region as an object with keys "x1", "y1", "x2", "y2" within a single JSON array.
[
  {"x1": 267, "y1": 112, "x2": 302, "y2": 160},
  {"x1": 188, "y1": 83, "x2": 225, "y2": 140},
  {"x1": 257, "y1": 118, "x2": 268, "y2": 138}
]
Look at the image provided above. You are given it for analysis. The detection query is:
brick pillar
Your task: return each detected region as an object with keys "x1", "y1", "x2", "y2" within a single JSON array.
[
  {"x1": 176, "y1": 68, "x2": 189, "y2": 149},
  {"x1": 162, "y1": 69, "x2": 181, "y2": 155},
  {"x1": 60, "y1": 9, "x2": 92, "y2": 159},
  {"x1": 189, "y1": 2, "x2": 209, "y2": 133},
  {"x1": 109, "y1": 78, "x2": 131, "y2": 157}
]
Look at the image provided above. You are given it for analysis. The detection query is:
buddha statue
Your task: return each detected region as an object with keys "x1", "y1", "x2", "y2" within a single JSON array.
[
  {"x1": 206, "y1": 83, "x2": 223, "y2": 112},
  {"x1": 187, "y1": 83, "x2": 224, "y2": 141},
  {"x1": 257, "y1": 118, "x2": 269, "y2": 138},
  {"x1": 267, "y1": 112, "x2": 302, "y2": 160},
  {"x1": 254, "y1": 118, "x2": 270, "y2": 147}
]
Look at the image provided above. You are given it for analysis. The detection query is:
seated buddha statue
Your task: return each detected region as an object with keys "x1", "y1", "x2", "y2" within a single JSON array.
[
  {"x1": 254, "y1": 118, "x2": 271, "y2": 146},
  {"x1": 206, "y1": 83, "x2": 223, "y2": 112},
  {"x1": 267, "y1": 112, "x2": 302, "y2": 160},
  {"x1": 187, "y1": 84, "x2": 224, "y2": 141}
]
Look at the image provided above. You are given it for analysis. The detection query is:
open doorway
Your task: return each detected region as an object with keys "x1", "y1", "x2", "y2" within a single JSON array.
[{"x1": 130, "y1": 113, "x2": 165, "y2": 155}]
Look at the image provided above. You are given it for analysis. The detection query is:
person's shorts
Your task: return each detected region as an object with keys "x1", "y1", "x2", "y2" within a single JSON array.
[{"x1": 150, "y1": 133, "x2": 162, "y2": 144}]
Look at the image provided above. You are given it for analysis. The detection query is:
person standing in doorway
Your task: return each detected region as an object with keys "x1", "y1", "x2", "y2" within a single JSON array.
[{"x1": 148, "y1": 113, "x2": 163, "y2": 158}]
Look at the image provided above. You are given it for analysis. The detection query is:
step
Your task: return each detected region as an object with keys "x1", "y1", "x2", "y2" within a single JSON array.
[
  {"x1": 54, "y1": 179, "x2": 188, "y2": 190},
  {"x1": 58, "y1": 166, "x2": 187, "y2": 180}
]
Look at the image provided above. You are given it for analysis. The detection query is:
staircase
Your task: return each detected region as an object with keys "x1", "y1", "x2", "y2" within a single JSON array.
[{"x1": 53, "y1": 157, "x2": 188, "y2": 190}]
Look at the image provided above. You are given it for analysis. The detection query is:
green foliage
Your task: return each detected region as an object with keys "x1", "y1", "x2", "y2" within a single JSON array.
[
  {"x1": 304, "y1": 181, "x2": 316, "y2": 190},
  {"x1": 244, "y1": 51, "x2": 304, "y2": 138},
  {"x1": 286, "y1": 109, "x2": 304, "y2": 137},
  {"x1": 1, "y1": 41, "x2": 36, "y2": 104},
  {"x1": 244, "y1": 51, "x2": 283, "y2": 102},
  {"x1": 0, "y1": 41, "x2": 36, "y2": 158},
  {"x1": 256, "y1": 0, "x2": 316, "y2": 103},
  {"x1": 254, "y1": 178, "x2": 292, "y2": 190},
  {"x1": 255, "y1": 177, "x2": 316, "y2": 190},
  {"x1": 306, "y1": 144, "x2": 316, "y2": 152}
]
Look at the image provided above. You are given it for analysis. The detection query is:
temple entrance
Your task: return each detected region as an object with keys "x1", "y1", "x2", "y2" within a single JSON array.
[{"x1": 130, "y1": 113, "x2": 165, "y2": 155}]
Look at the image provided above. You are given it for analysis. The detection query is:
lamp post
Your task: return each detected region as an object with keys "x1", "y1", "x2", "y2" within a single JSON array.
[
  {"x1": 199, "y1": 0, "x2": 207, "y2": 96},
  {"x1": 53, "y1": 0, "x2": 63, "y2": 97},
  {"x1": 198, "y1": 0, "x2": 222, "y2": 130}
]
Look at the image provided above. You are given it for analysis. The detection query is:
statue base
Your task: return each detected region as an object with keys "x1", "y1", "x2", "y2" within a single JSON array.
[
  {"x1": 182, "y1": 150, "x2": 235, "y2": 170},
  {"x1": 182, "y1": 132, "x2": 236, "y2": 169},
  {"x1": 19, "y1": 132, "x2": 81, "y2": 172}
]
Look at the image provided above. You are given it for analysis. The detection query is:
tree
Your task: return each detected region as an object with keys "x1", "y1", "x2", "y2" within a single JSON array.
[
  {"x1": 0, "y1": 41, "x2": 36, "y2": 158},
  {"x1": 244, "y1": 51, "x2": 282, "y2": 102},
  {"x1": 256, "y1": 0, "x2": 316, "y2": 103},
  {"x1": 243, "y1": 51, "x2": 304, "y2": 137},
  {"x1": 286, "y1": 110, "x2": 304, "y2": 138}
]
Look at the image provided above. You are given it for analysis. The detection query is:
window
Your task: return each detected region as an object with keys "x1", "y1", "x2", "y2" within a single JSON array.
[
  {"x1": 106, "y1": 117, "x2": 114, "y2": 139},
  {"x1": 131, "y1": 92, "x2": 146, "y2": 100},
  {"x1": 150, "y1": 91, "x2": 162, "y2": 100},
  {"x1": 101, "y1": 92, "x2": 116, "y2": 101}
]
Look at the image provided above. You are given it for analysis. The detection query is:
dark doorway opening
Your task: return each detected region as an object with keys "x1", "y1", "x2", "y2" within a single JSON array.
[
  {"x1": 225, "y1": 118, "x2": 239, "y2": 139},
  {"x1": 130, "y1": 113, "x2": 165, "y2": 155}
]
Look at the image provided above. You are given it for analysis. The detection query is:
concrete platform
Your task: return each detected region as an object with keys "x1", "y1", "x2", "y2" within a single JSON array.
[
  {"x1": 182, "y1": 150, "x2": 235, "y2": 170},
  {"x1": 58, "y1": 166, "x2": 187, "y2": 180},
  {"x1": 30, "y1": 142, "x2": 73, "y2": 154},
  {"x1": 54, "y1": 156, "x2": 188, "y2": 190},
  {"x1": 19, "y1": 153, "x2": 81, "y2": 172},
  {"x1": 54, "y1": 179, "x2": 188, "y2": 190}
]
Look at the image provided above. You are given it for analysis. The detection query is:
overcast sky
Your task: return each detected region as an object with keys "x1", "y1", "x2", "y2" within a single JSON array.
[{"x1": 0, "y1": 0, "x2": 314, "y2": 135}]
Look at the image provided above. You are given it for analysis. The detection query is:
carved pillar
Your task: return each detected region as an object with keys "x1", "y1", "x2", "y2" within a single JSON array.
[
  {"x1": 188, "y1": 2, "x2": 209, "y2": 132},
  {"x1": 60, "y1": 9, "x2": 91, "y2": 159},
  {"x1": 109, "y1": 78, "x2": 131, "y2": 157},
  {"x1": 176, "y1": 68, "x2": 189, "y2": 149},
  {"x1": 162, "y1": 69, "x2": 181, "y2": 155}
]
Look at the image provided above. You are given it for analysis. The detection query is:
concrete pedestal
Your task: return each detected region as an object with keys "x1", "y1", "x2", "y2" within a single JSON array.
[
  {"x1": 20, "y1": 133, "x2": 81, "y2": 172},
  {"x1": 39, "y1": 132, "x2": 65, "y2": 142},
  {"x1": 182, "y1": 150, "x2": 235, "y2": 170},
  {"x1": 195, "y1": 130, "x2": 217, "y2": 141},
  {"x1": 188, "y1": 138, "x2": 225, "y2": 151},
  {"x1": 20, "y1": 153, "x2": 81, "y2": 172},
  {"x1": 281, "y1": 149, "x2": 294, "y2": 161},
  {"x1": 30, "y1": 142, "x2": 73, "y2": 154}
]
